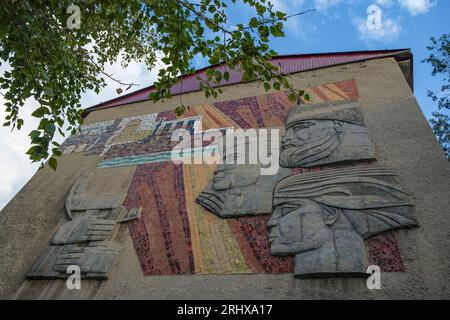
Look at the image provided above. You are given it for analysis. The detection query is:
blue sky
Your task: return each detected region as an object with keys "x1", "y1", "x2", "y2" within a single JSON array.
[
  {"x1": 198, "y1": 0, "x2": 449, "y2": 119},
  {"x1": 0, "y1": 0, "x2": 448, "y2": 210}
]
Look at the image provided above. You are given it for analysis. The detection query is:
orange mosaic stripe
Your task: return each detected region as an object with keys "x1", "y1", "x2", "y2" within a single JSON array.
[
  {"x1": 306, "y1": 79, "x2": 359, "y2": 103},
  {"x1": 183, "y1": 163, "x2": 251, "y2": 274}
]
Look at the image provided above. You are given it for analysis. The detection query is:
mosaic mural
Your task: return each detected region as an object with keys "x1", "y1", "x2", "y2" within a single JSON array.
[
  {"x1": 123, "y1": 162, "x2": 294, "y2": 275},
  {"x1": 56, "y1": 79, "x2": 412, "y2": 276}
]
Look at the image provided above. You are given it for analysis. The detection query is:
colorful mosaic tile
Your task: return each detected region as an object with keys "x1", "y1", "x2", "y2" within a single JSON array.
[
  {"x1": 63, "y1": 78, "x2": 405, "y2": 275},
  {"x1": 365, "y1": 232, "x2": 405, "y2": 272},
  {"x1": 124, "y1": 163, "x2": 195, "y2": 275},
  {"x1": 124, "y1": 162, "x2": 293, "y2": 275},
  {"x1": 60, "y1": 118, "x2": 122, "y2": 155},
  {"x1": 212, "y1": 79, "x2": 359, "y2": 129},
  {"x1": 61, "y1": 79, "x2": 359, "y2": 159}
]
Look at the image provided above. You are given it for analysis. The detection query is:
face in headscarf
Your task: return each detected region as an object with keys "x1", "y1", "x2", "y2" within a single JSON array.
[
  {"x1": 196, "y1": 162, "x2": 290, "y2": 217},
  {"x1": 268, "y1": 166, "x2": 417, "y2": 275},
  {"x1": 282, "y1": 120, "x2": 339, "y2": 148},
  {"x1": 212, "y1": 164, "x2": 260, "y2": 191},
  {"x1": 280, "y1": 120, "x2": 343, "y2": 168},
  {"x1": 268, "y1": 199, "x2": 334, "y2": 255}
]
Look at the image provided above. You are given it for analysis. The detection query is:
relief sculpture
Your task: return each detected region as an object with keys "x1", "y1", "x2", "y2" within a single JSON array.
[
  {"x1": 268, "y1": 166, "x2": 417, "y2": 277},
  {"x1": 196, "y1": 163, "x2": 290, "y2": 217},
  {"x1": 196, "y1": 139, "x2": 290, "y2": 218},
  {"x1": 27, "y1": 174, "x2": 140, "y2": 279},
  {"x1": 46, "y1": 81, "x2": 418, "y2": 278},
  {"x1": 280, "y1": 100, "x2": 376, "y2": 168}
]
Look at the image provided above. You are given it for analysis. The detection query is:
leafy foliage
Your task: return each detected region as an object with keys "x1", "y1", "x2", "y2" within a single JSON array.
[
  {"x1": 0, "y1": 0, "x2": 309, "y2": 169},
  {"x1": 429, "y1": 111, "x2": 449, "y2": 159},
  {"x1": 423, "y1": 33, "x2": 450, "y2": 160}
]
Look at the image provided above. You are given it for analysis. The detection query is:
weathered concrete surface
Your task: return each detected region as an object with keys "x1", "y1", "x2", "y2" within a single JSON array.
[
  {"x1": 1, "y1": 57, "x2": 450, "y2": 299},
  {"x1": 270, "y1": 166, "x2": 417, "y2": 277},
  {"x1": 280, "y1": 101, "x2": 376, "y2": 167},
  {"x1": 0, "y1": 155, "x2": 136, "y2": 298},
  {"x1": 26, "y1": 241, "x2": 120, "y2": 280},
  {"x1": 195, "y1": 143, "x2": 291, "y2": 217}
]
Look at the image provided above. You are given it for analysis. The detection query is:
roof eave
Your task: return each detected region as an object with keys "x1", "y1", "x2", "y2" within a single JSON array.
[{"x1": 82, "y1": 49, "x2": 413, "y2": 118}]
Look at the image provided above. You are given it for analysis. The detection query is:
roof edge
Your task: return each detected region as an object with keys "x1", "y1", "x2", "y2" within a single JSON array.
[{"x1": 82, "y1": 48, "x2": 412, "y2": 118}]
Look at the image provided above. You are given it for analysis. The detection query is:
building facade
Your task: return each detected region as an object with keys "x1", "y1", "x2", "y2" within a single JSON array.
[{"x1": 1, "y1": 50, "x2": 449, "y2": 299}]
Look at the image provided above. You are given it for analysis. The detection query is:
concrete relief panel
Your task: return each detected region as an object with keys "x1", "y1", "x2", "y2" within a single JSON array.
[
  {"x1": 196, "y1": 135, "x2": 290, "y2": 217},
  {"x1": 32, "y1": 79, "x2": 413, "y2": 279},
  {"x1": 121, "y1": 81, "x2": 411, "y2": 276},
  {"x1": 280, "y1": 101, "x2": 376, "y2": 168},
  {"x1": 27, "y1": 172, "x2": 140, "y2": 280},
  {"x1": 269, "y1": 166, "x2": 417, "y2": 277},
  {"x1": 196, "y1": 163, "x2": 290, "y2": 217}
]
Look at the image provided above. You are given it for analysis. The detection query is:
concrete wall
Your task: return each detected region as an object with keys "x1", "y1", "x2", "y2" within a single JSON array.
[{"x1": 1, "y1": 57, "x2": 449, "y2": 299}]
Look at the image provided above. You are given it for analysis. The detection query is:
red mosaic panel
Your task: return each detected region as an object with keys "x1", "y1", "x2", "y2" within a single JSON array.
[
  {"x1": 123, "y1": 163, "x2": 195, "y2": 275},
  {"x1": 227, "y1": 215, "x2": 294, "y2": 274},
  {"x1": 366, "y1": 232, "x2": 405, "y2": 272},
  {"x1": 124, "y1": 162, "x2": 294, "y2": 275},
  {"x1": 213, "y1": 91, "x2": 295, "y2": 129}
]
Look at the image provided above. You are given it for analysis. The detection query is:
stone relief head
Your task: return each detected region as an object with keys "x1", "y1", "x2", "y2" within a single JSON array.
[
  {"x1": 268, "y1": 166, "x2": 417, "y2": 276},
  {"x1": 280, "y1": 101, "x2": 376, "y2": 168},
  {"x1": 196, "y1": 140, "x2": 290, "y2": 217},
  {"x1": 211, "y1": 164, "x2": 260, "y2": 190},
  {"x1": 196, "y1": 163, "x2": 289, "y2": 218},
  {"x1": 281, "y1": 119, "x2": 344, "y2": 167}
]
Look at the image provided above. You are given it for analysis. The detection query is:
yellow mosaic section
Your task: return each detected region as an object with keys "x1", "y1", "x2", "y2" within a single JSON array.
[
  {"x1": 109, "y1": 119, "x2": 152, "y2": 144},
  {"x1": 183, "y1": 163, "x2": 252, "y2": 274}
]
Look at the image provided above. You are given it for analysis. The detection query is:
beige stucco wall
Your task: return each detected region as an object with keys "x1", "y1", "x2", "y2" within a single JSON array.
[{"x1": 1, "y1": 57, "x2": 450, "y2": 299}]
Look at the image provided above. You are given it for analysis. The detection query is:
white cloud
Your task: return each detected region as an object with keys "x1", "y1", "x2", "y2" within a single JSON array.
[
  {"x1": 0, "y1": 56, "x2": 162, "y2": 210},
  {"x1": 398, "y1": 0, "x2": 437, "y2": 16},
  {"x1": 268, "y1": 0, "x2": 319, "y2": 39},
  {"x1": 0, "y1": 94, "x2": 40, "y2": 210},
  {"x1": 353, "y1": 5, "x2": 401, "y2": 42},
  {"x1": 377, "y1": 0, "x2": 394, "y2": 7},
  {"x1": 313, "y1": 0, "x2": 342, "y2": 11},
  {"x1": 80, "y1": 57, "x2": 162, "y2": 105}
]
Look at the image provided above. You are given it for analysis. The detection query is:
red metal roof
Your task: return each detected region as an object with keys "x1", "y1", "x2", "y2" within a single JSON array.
[{"x1": 83, "y1": 49, "x2": 412, "y2": 116}]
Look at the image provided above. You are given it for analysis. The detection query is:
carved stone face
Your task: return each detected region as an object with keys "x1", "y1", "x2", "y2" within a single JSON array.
[
  {"x1": 196, "y1": 163, "x2": 290, "y2": 218},
  {"x1": 280, "y1": 104, "x2": 377, "y2": 168},
  {"x1": 212, "y1": 164, "x2": 260, "y2": 191},
  {"x1": 268, "y1": 200, "x2": 331, "y2": 256},
  {"x1": 280, "y1": 119, "x2": 344, "y2": 168},
  {"x1": 269, "y1": 166, "x2": 418, "y2": 276},
  {"x1": 281, "y1": 120, "x2": 340, "y2": 150}
]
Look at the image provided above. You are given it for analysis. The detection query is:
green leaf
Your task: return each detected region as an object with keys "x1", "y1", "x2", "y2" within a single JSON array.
[
  {"x1": 17, "y1": 118, "x2": 24, "y2": 129},
  {"x1": 29, "y1": 130, "x2": 41, "y2": 139},
  {"x1": 0, "y1": 0, "x2": 303, "y2": 165},
  {"x1": 43, "y1": 87, "x2": 54, "y2": 96},
  {"x1": 48, "y1": 157, "x2": 57, "y2": 171},
  {"x1": 31, "y1": 107, "x2": 50, "y2": 118},
  {"x1": 288, "y1": 93, "x2": 297, "y2": 102},
  {"x1": 26, "y1": 145, "x2": 43, "y2": 157},
  {"x1": 45, "y1": 123, "x2": 56, "y2": 135},
  {"x1": 249, "y1": 17, "x2": 259, "y2": 28}
]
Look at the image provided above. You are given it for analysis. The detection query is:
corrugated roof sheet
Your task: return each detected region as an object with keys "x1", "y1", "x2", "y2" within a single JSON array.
[{"x1": 83, "y1": 49, "x2": 412, "y2": 115}]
